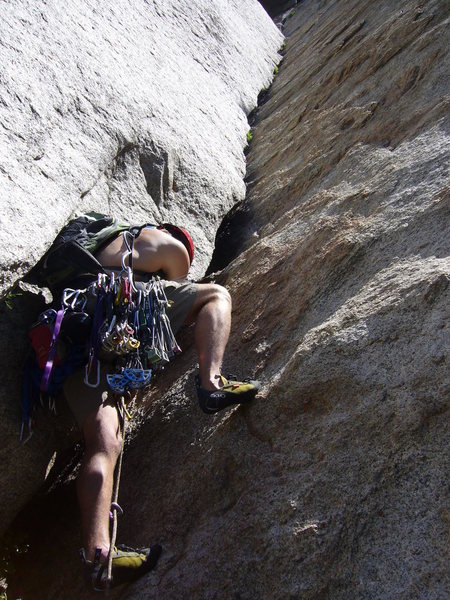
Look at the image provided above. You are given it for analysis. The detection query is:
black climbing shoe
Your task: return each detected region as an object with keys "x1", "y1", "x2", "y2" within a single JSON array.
[
  {"x1": 196, "y1": 374, "x2": 260, "y2": 414},
  {"x1": 81, "y1": 543, "x2": 162, "y2": 591}
]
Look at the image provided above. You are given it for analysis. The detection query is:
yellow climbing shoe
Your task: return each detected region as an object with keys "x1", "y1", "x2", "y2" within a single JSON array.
[
  {"x1": 196, "y1": 374, "x2": 260, "y2": 414},
  {"x1": 82, "y1": 543, "x2": 162, "y2": 591}
]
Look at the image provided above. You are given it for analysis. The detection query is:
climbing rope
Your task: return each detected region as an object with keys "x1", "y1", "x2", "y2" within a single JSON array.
[
  {"x1": 105, "y1": 394, "x2": 130, "y2": 595},
  {"x1": 102, "y1": 231, "x2": 179, "y2": 593}
]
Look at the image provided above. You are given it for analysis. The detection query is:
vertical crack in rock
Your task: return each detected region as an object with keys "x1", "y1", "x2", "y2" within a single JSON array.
[{"x1": 206, "y1": 44, "x2": 284, "y2": 276}]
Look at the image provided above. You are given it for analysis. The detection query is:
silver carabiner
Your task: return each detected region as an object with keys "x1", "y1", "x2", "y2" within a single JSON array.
[
  {"x1": 84, "y1": 360, "x2": 101, "y2": 388},
  {"x1": 63, "y1": 288, "x2": 87, "y2": 311}
]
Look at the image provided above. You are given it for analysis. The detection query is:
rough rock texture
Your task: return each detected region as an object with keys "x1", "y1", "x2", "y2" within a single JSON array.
[
  {"x1": 0, "y1": 0, "x2": 281, "y2": 540},
  {"x1": 3, "y1": 0, "x2": 450, "y2": 598}
]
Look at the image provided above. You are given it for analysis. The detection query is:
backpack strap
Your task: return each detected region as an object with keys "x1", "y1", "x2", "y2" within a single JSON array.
[{"x1": 40, "y1": 307, "x2": 65, "y2": 392}]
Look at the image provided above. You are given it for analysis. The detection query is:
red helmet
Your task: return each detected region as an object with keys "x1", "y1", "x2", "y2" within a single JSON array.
[{"x1": 159, "y1": 223, "x2": 194, "y2": 264}]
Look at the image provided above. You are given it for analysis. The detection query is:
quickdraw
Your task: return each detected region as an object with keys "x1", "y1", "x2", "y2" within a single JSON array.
[{"x1": 79, "y1": 231, "x2": 181, "y2": 394}]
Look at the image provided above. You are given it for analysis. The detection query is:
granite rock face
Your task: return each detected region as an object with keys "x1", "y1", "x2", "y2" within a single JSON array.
[
  {"x1": 3, "y1": 0, "x2": 450, "y2": 599},
  {"x1": 0, "y1": 0, "x2": 281, "y2": 288},
  {"x1": 0, "y1": 0, "x2": 281, "y2": 539}
]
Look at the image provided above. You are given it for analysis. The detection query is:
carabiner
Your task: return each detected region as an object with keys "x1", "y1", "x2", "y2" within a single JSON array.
[{"x1": 84, "y1": 359, "x2": 101, "y2": 388}]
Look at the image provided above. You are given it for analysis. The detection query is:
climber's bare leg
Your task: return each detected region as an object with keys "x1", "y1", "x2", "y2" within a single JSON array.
[
  {"x1": 184, "y1": 284, "x2": 231, "y2": 390},
  {"x1": 77, "y1": 402, "x2": 122, "y2": 562}
]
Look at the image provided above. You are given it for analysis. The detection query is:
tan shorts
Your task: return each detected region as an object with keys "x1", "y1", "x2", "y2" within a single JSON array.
[{"x1": 64, "y1": 280, "x2": 198, "y2": 429}]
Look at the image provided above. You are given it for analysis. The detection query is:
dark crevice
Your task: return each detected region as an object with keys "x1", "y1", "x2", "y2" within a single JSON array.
[
  {"x1": 206, "y1": 201, "x2": 257, "y2": 275},
  {"x1": 2, "y1": 476, "x2": 80, "y2": 600},
  {"x1": 258, "y1": 0, "x2": 298, "y2": 19}
]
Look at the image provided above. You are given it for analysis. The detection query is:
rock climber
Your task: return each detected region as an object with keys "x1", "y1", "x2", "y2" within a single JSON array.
[{"x1": 63, "y1": 223, "x2": 260, "y2": 590}]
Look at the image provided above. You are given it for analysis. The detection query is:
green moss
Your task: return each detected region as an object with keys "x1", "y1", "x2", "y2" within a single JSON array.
[
  {"x1": 4, "y1": 289, "x2": 22, "y2": 310},
  {"x1": 247, "y1": 130, "x2": 253, "y2": 144}
]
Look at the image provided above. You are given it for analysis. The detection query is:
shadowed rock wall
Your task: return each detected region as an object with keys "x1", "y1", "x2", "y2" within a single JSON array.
[{"x1": 3, "y1": 0, "x2": 450, "y2": 598}]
